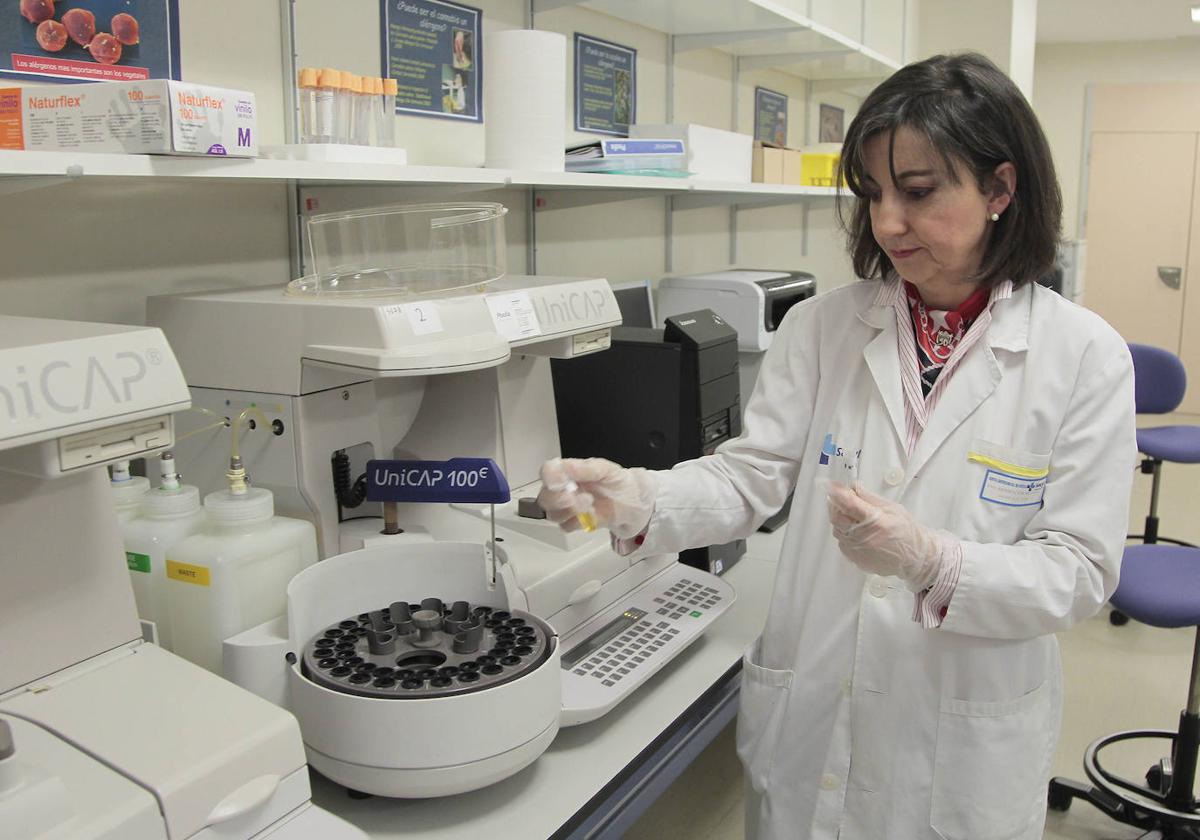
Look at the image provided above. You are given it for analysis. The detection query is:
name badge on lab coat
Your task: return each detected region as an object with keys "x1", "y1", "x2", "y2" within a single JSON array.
[
  {"x1": 978, "y1": 469, "x2": 1046, "y2": 507},
  {"x1": 968, "y1": 448, "x2": 1049, "y2": 508}
]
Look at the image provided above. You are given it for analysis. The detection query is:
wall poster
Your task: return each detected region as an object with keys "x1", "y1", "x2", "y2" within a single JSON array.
[
  {"x1": 754, "y1": 86, "x2": 787, "y2": 145},
  {"x1": 381, "y1": 0, "x2": 482, "y2": 122},
  {"x1": 1, "y1": 0, "x2": 181, "y2": 82},
  {"x1": 573, "y1": 32, "x2": 634, "y2": 136}
]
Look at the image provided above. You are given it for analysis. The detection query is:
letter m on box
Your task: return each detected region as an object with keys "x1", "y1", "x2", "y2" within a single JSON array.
[{"x1": 237, "y1": 127, "x2": 252, "y2": 147}]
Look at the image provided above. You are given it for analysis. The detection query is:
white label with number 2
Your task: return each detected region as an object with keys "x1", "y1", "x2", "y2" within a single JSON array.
[{"x1": 403, "y1": 302, "x2": 444, "y2": 335}]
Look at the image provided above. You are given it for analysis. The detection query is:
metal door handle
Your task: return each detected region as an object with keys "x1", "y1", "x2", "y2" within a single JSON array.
[{"x1": 1159, "y1": 266, "x2": 1182, "y2": 290}]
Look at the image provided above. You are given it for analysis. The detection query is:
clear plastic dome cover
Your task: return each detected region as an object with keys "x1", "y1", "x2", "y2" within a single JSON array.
[{"x1": 288, "y1": 202, "x2": 509, "y2": 298}]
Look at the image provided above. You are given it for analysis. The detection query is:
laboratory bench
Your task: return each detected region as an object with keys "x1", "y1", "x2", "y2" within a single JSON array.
[{"x1": 311, "y1": 528, "x2": 785, "y2": 839}]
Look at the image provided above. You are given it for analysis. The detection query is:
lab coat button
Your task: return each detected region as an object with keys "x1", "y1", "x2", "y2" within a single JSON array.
[
  {"x1": 884, "y1": 467, "x2": 904, "y2": 486},
  {"x1": 869, "y1": 579, "x2": 888, "y2": 598},
  {"x1": 820, "y1": 774, "x2": 839, "y2": 791},
  {"x1": 840, "y1": 679, "x2": 851, "y2": 696}
]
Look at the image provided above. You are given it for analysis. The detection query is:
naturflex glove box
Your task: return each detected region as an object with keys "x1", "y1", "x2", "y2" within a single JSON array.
[{"x1": 0, "y1": 80, "x2": 257, "y2": 156}]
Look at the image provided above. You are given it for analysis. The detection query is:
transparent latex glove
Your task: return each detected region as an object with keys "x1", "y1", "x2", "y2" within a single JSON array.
[
  {"x1": 537, "y1": 457, "x2": 658, "y2": 539},
  {"x1": 826, "y1": 482, "x2": 958, "y2": 591}
]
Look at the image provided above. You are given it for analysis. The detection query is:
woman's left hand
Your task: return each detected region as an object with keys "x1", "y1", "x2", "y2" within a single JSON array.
[{"x1": 827, "y1": 483, "x2": 958, "y2": 591}]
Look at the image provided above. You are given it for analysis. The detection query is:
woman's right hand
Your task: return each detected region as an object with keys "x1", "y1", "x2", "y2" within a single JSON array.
[{"x1": 537, "y1": 457, "x2": 658, "y2": 539}]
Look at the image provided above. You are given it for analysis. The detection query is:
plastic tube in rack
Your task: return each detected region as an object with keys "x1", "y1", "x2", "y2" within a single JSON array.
[
  {"x1": 297, "y1": 68, "x2": 319, "y2": 143},
  {"x1": 314, "y1": 68, "x2": 340, "y2": 143},
  {"x1": 380, "y1": 78, "x2": 397, "y2": 147}
]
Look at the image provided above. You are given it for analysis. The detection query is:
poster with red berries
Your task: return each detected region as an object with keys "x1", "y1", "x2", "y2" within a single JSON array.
[{"x1": 2, "y1": 0, "x2": 179, "y2": 82}]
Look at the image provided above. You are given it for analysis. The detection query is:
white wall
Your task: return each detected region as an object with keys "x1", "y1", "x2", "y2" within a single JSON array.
[
  {"x1": 917, "y1": 0, "x2": 1013, "y2": 64},
  {"x1": 0, "y1": 0, "x2": 896, "y2": 329},
  {"x1": 1033, "y1": 37, "x2": 1200, "y2": 241}
]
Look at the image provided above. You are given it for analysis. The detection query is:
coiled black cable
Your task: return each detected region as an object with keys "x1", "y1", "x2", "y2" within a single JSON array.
[{"x1": 332, "y1": 450, "x2": 368, "y2": 510}]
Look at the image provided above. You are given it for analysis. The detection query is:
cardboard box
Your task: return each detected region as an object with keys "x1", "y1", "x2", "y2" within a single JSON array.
[
  {"x1": 0, "y1": 80, "x2": 257, "y2": 156},
  {"x1": 752, "y1": 141, "x2": 802, "y2": 185},
  {"x1": 630, "y1": 123, "x2": 753, "y2": 182}
]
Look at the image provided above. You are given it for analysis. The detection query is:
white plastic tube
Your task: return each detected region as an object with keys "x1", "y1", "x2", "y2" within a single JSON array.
[
  {"x1": 297, "y1": 68, "x2": 319, "y2": 143},
  {"x1": 380, "y1": 78, "x2": 397, "y2": 147},
  {"x1": 336, "y1": 73, "x2": 355, "y2": 144},
  {"x1": 314, "y1": 68, "x2": 340, "y2": 143},
  {"x1": 353, "y1": 76, "x2": 372, "y2": 146}
]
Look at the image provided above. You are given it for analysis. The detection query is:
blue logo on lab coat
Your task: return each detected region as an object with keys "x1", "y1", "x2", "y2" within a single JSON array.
[{"x1": 819, "y1": 433, "x2": 837, "y2": 465}]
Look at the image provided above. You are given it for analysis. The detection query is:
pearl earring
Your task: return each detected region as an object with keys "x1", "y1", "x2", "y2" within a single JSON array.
[{"x1": 990, "y1": 212, "x2": 1000, "y2": 222}]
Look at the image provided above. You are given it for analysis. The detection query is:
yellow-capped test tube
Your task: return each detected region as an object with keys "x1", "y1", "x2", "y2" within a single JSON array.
[{"x1": 561, "y1": 478, "x2": 597, "y2": 532}]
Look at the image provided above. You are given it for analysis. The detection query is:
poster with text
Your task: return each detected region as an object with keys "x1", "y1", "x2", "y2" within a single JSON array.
[
  {"x1": 754, "y1": 86, "x2": 787, "y2": 146},
  {"x1": 574, "y1": 33, "x2": 634, "y2": 136},
  {"x1": 2, "y1": 0, "x2": 180, "y2": 83},
  {"x1": 381, "y1": 0, "x2": 481, "y2": 122}
]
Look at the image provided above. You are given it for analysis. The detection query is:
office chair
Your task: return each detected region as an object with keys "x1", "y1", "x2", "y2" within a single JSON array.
[
  {"x1": 1112, "y1": 344, "x2": 1200, "y2": 626},
  {"x1": 1048, "y1": 545, "x2": 1200, "y2": 838}
]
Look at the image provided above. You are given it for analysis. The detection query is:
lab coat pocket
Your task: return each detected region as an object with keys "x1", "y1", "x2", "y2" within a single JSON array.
[
  {"x1": 964, "y1": 440, "x2": 1051, "y2": 541},
  {"x1": 930, "y1": 677, "x2": 1057, "y2": 840},
  {"x1": 735, "y1": 637, "x2": 794, "y2": 794}
]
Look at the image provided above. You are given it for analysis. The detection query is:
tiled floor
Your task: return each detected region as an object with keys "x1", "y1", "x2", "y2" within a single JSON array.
[{"x1": 626, "y1": 429, "x2": 1200, "y2": 840}]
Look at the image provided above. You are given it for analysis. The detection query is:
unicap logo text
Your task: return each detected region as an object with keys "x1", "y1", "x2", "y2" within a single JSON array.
[
  {"x1": 1, "y1": 352, "x2": 148, "y2": 422},
  {"x1": 532, "y1": 288, "x2": 610, "y2": 328}
]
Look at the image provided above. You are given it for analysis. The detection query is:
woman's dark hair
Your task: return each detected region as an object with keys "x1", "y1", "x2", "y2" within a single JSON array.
[{"x1": 837, "y1": 52, "x2": 1061, "y2": 288}]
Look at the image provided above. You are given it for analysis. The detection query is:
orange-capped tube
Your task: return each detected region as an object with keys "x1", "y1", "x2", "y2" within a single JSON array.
[
  {"x1": 297, "y1": 68, "x2": 320, "y2": 143},
  {"x1": 311, "y1": 69, "x2": 340, "y2": 143}
]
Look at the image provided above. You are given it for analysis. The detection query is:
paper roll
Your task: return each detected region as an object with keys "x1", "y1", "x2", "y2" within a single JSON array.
[{"x1": 485, "y1": 29, "x2": 566, "y2": 172}]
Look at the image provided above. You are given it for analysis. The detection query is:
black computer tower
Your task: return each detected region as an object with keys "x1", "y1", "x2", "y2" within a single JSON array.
[{"x1": 552, "y1": 309, "x2": 746, "y2": 575}]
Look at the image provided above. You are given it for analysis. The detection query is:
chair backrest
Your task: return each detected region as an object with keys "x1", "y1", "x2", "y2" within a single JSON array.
[{"x1": 1129, "y1": 343, "x2": 1187, "y2": 414}]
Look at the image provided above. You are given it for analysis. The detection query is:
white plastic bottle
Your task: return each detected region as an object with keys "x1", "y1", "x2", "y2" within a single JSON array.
[
  {"x1": 165, "y1": 487, "x2": 318, "y2": 674},
  {"x1": 124, "y1": 482, "x2": 205, "y2": 651},
  {"x1": 110, "y1": 460, "x2": 150, "y2": 524}
]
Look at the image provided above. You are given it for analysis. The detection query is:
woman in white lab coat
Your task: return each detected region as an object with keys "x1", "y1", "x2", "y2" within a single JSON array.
[{"x1": 539, "y1": 53, "x2": 1135, "y2": 840}]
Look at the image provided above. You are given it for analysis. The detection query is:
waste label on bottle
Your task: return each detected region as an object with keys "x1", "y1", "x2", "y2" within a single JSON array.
[
  {"x1": 126, "y1": 551, "x2": 151, "y2": 574},
  {"x1": 167, "y1": 559, "x2": 211, "y2": 587}
]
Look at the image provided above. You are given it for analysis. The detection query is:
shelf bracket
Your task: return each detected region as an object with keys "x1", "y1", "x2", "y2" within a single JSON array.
[
  {"x1": 664, "y1": 195, "x2": 673, "y2": 274},
  {"x1": 735, "y1": 49, "x2": 852, "y2": 73},
  {"x1": 729, "y1": 205, "x2": 739, "y2": 266},
  {"x1": 673, "y1": 26, "x2": 806, "y2": 53}
]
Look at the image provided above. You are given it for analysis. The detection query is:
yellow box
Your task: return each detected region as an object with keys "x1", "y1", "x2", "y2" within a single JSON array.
[{"x1": 801, "y1": 152, "x2": 841, "y2": 187}]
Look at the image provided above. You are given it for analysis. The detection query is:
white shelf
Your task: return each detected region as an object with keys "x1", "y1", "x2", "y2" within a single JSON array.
[
  {"x1": 0, "y1": 150, "x2": 839, "y2": 207},
  {"x1": 0, "y1": 150, "x2": 509, "y2": 188},
  {"x1": 541, "y1": 0, "x2": 901, "y2": 81}
]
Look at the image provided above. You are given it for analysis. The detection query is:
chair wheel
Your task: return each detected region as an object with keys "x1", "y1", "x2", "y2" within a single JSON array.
[
  {"x1": 1048, "y1": 784, "x2": 1073, "y2": 812},
  {"x1": 1146, "y1": 763, "x2": 1166, "y2": 793},
  {"x1": 1110, "y1": 610, "x2": 1130, "y2": 626}
]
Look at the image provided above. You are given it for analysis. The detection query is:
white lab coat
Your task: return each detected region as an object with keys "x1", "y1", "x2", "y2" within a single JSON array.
[{"x1": 633, "y1": 280, "x2": 1136, "y2": 840}]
